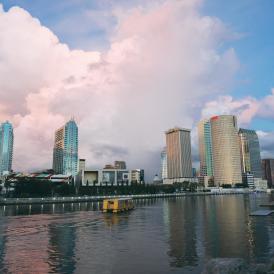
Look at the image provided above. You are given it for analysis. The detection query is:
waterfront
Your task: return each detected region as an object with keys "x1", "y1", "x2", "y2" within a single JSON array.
[{"x1": 0, "y1": 194, "x2": 273, "y2": 274}]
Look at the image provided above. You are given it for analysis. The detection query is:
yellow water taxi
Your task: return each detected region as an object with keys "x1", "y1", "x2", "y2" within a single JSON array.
[{"x1": 103, "y1": 197, "x2": 134, "y2": 213}]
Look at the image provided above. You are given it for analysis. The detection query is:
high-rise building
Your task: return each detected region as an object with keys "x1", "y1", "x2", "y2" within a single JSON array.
[
  {"x1": 165, "y1": 127, "x2": 192, "y2": 179},
  {"x1": 239, "y1": 128, "x2": 262, "y2": 178},
  {"x1": 198, "y1": 119, "x2": 213, "y2": 177},
  {"x1": 262, "y1": 159, "x2": 274, "y2": 188},
  {"x1": 210, "y1": 115, "x2": 242, "y2": 186},
  {"x1": 53, "y1": 119, "x2": 78, "y2": 176},
  {"x1": 0, "y1": 121, "x2": 14, "y2": 175},
  {"x1": 160, "y1": 147, "x2": 168, "y2": 180}
]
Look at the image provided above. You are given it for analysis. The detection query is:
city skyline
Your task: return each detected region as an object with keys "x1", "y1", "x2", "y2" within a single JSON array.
[{"x1": 1, "y1": 1, "x2": 274, "y2": 180}]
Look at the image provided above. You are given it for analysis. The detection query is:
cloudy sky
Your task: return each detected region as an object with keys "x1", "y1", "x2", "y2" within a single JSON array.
[{"x1": 1, "y1": 0, "x2": 274, "y2": 180}]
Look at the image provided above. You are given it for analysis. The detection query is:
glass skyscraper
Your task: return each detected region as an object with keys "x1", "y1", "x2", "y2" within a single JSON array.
[
  {"x1": 198, "y1": 120, "x2": 213, "y2": 177},
  {"x1": 53, "y1": 119, "x2": 78, "y2": 176},
  {"x1": 239, "y1": 128, "x2": 262, "y2": 178},
  {"x1": 161, "y1": 147, "x2": 168, "y2": 180},
  {"x1": 0, "y1": 121, "x2": 14, "y2": 175}
]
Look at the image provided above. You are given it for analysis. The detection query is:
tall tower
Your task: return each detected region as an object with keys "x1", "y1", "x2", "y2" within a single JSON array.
[
  {"x1": 198, "y1": 119, "x2": 213, "y2": 177},
  {"x1": 239, "y1": 128, "x2": 262, "y2": 178},
  {"x1": 160, "y1": 147, "x2": 168, "y2": 180},
  {"x1": 210, "y1": 115, "x2": 242, "y2": 186},
  {"x1": 53, "y1": 119, "x2": 78, "y2": 176},
  {"x1": 165, "y1": 127, "x2": 192, "y2": 179},
  {"x1": 0, "y1": 121, "x2": 14, "y2": 175}
]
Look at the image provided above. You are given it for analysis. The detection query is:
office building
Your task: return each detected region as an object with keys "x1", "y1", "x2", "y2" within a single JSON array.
[
  {"x1": 239, "y1": 128, "x2": 262, "y2": 178},
  {"x1": 160, "y1": 147, "x2": 168, "y2": 180},
  {"x1": 262, "y1": 159, "x2": 274, "y2": 188},
  {"x1": 210, "y1": 115, "x2": 242, "y2": 186},
  {"x1": 0, "y1": 121, "x2": 14, "y2": 176},
  {"x1": 198, "y1": 119, "x2": 213, "y2": 177},
  {"x1": 165, "y1": 127, "x2": 192, "y2": 179},
  {"x1": 53, "y1": 119, "x2": 78, "y2": 176},
  {"x1": 114, "y1": 161, "x2": 126, "y2": 169},
  {"x1": 131, "y1": 169, "x2": 145, "y2": 184}
]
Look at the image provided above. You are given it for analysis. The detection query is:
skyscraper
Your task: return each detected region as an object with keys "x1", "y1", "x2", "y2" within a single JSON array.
[
  {"x1": 210, "y1": 115, "x2": 242, "y2": 186},
  {"x1": 198, "y1": 119, "x2": 213, "y2": 177},
  {"x1": 53, "y1": 119, "x2": 78, "y2": 176},
  {"x1": 161, "y1": 147, "x2": 168, "y2": 180},
  {"x1": 0, "y1": 121, "x2": 14, "y2": 175},
  {"x1": 165, "y1": 127, "x2": 192, "y2": 179},
  {"x1": 262, "y1": 159, "x2": 274, "y2": 188},
  {"x1": 239, "y1": 128, "x2": 262, "y2": 178}
]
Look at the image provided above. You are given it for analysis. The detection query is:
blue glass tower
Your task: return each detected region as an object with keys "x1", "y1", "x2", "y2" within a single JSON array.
[
  {"x1": 198, "y1": 119, "x2": 213, "y2": 177},
  {"x1": 53, "y1": 119, "x2": 78, "y2": 176},
  {"x1": 0, "y1": 121, "x2": 14, "y2": 175}
]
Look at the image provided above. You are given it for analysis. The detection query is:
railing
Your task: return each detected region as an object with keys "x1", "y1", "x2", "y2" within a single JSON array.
[{"x1": 0, "y1": 189, "x2": 253, "y2": 205}]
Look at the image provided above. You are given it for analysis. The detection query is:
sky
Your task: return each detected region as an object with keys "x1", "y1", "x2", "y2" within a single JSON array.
[{"x1": 0, "y1": 0, "x2": 274, "y2": 180}]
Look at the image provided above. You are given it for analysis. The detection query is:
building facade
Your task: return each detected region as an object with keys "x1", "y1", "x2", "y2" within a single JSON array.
[
  {"x1": 114, "y1": 161, "x2": 127, "y2": 169},
  {"x1": 262, "y1": 159, "x2": 274, "y2": 188},
  {"x1": 198, "y1": 119, "x2": 213, "y2": 177},
  {"x1": 160, "y1": 147, "x2": 168, "y2": 180},
  {"x1": 239, "y1": 128, "x2": 262, "y2": 178},
  {"x1": 131, "y1": 169, "x2": 144, "y2": 184},
  {"x1": 210, "y1": 115, "x2": 242, "y2": 186},
  {"x1": 165, "y1": 127, "x2": 192, "y2": 179},
  {"x1": 0, "y1": 121, "x2": 14, "y2": 176},
  {"x1": 53, "y1": 119, "x2": 78, "y2": 176}
]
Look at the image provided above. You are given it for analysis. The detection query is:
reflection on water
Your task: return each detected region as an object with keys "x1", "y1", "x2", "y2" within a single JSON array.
[{"x1": 0, "y1": 194, "x2": 273, "y2": 274}]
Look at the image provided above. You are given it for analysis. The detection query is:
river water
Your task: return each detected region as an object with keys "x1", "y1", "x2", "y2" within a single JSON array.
[{"x1": 0, "y1": 194, "x2": 273, "y2": 274}]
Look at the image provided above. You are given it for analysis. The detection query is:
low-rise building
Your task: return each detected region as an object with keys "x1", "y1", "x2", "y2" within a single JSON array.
[
  {"x1": 130, "y1": 169, "x2": 144, "y2": 184},
  {"x1": 163, "y1": 177, "x2": 198, "y2": 185},
  {"x1": 254, "y1": 178, "x2": 268, "y2": 192},
  {"x1": 242, "y1": 173, "x2": 255, "y2": 189}
]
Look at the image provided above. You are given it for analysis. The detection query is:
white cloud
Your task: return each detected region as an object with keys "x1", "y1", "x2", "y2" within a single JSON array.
[{"x1": 0, "y1": 1, "x2": 241, "y2": 179}]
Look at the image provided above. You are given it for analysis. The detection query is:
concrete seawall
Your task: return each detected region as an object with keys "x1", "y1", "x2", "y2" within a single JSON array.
[{"x1": 0, "y1": 190, "x2": 252, "y2": 205}]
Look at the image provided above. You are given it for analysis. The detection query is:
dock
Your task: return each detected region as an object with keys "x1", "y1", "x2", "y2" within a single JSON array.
[
  {"x1": 250, "y1": 210, "x2": 274, "y2": 216},
  {"x1": 260, "y1": 202, "x2": 274, "y2": 208}
]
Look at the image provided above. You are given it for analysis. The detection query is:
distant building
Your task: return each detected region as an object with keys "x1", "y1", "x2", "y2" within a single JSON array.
[
  {"x1": 52, "y1": 119, "x2": 78, "y2": 176},
  {"x1": 103, "y1": 164, "x2": 115, "y2": 169},
  {"x1": 153, "y1": 174, "x2": 162, "y2": 185},
  {"x1": 114, "y1": 161, "x2": 127, "y2": 169},
  {"x1": 82, "y1": 169, "x2": 130, "y2": 186},
  {"x1": 254, "y1": 178, "x2": 268, "y2": 191},
  {"x1": 198, "y1": 119, "x2": 213, "y2": 177},
  {"x1": 103, "y1": 161, "x2": 127, "y2": 170},
  {"x1": 242, "y1": 172, "x2": 255, "y2": 189},
  {"x1": 81, "y1": 167, "x2": 144, "y2": 186},
  {"x1": 0, "y1": 121, "x2": 14, "y2": 176},
  {"x1": 160, "y1": 147, "x2": 168, "y2": 180},
  {"x1": 239, "y1": 128, "x2": 262, "y2": 178},
  {"x1": 262, "y1": 159, "x2": 274, "y2": 188},
  {"x1": 210, "y1": 115, "x2": 242, "y2": 186},
  {"x1": 131, "y1": 169, "x2": 144, "y2": 184},
  {"x1": 165, "y1": 127, "x2": 192, "y2": 179},
  {"x1": 192, "y1": 168, "x2": 197, "y2": 177},
  {"x1": 79, "y1": 159, "x2": 86, "y2": 173}
]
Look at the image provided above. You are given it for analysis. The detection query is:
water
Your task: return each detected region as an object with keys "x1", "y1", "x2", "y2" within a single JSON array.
[{"x1": 0, "y1": 194, "x2": 274, "y2": 274}]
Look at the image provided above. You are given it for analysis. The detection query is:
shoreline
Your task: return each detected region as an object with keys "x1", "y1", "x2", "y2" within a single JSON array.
[{"x1": 0, "y1": 189, "x2": 254, "y2": 206}]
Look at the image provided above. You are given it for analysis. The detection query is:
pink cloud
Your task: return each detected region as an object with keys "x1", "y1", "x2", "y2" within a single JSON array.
[{"x1": 0, "y1": 1, "x2": 240, "y2": 176}]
